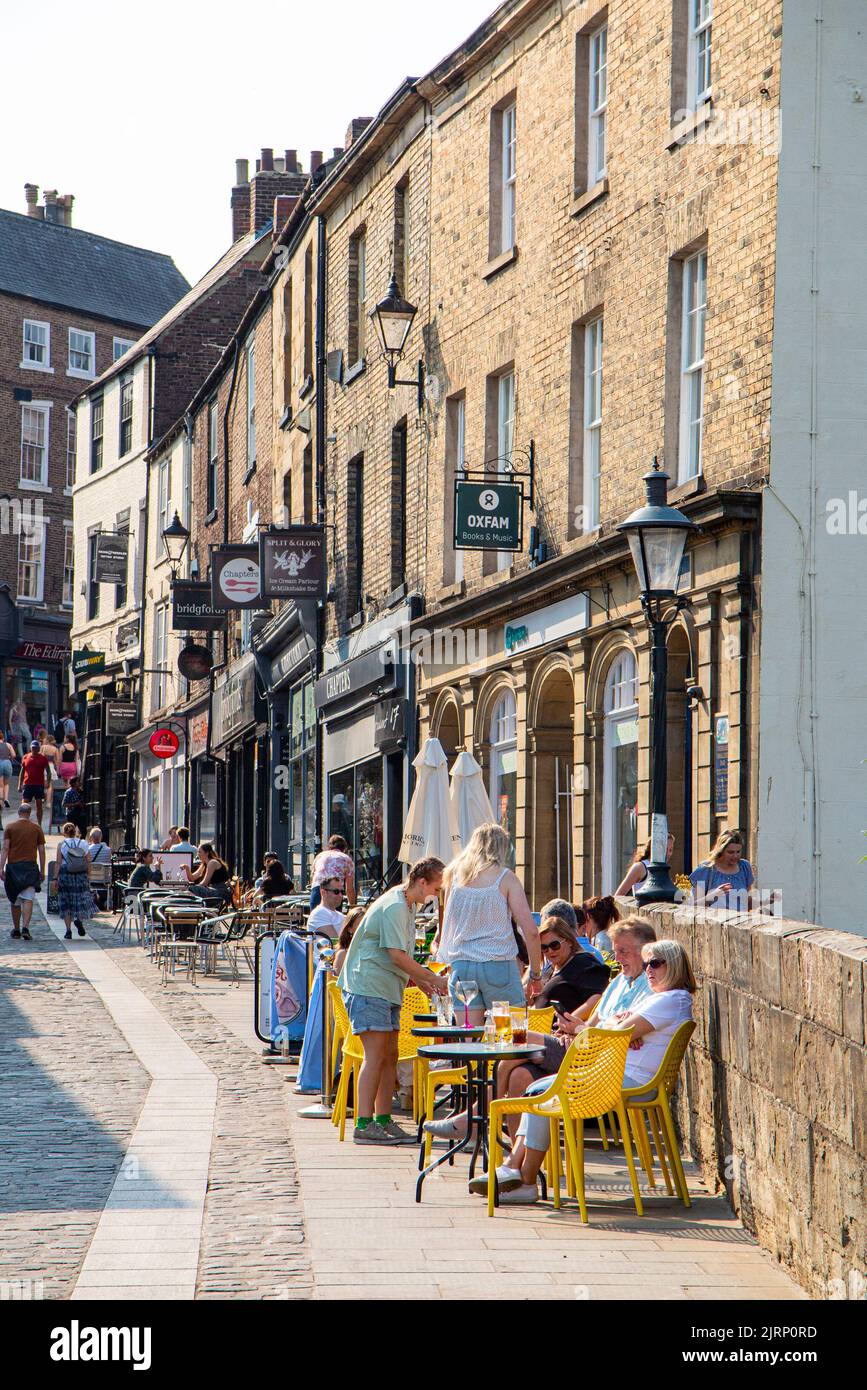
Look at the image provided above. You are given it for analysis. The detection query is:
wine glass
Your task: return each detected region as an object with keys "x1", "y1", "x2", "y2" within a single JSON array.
[{"x1": 454, "y1": 978, "x2": 478, "y2": 1028}]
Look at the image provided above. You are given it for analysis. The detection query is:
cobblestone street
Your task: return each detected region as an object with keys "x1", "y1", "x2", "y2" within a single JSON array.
[{"x1": 0, "y1": 873, "x2": 806, "y2": 1302}]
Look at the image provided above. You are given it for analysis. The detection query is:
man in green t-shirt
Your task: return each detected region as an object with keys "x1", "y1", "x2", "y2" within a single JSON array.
[{"x1": 339, "y1": 856, "x2": 447, "y2": 1146}]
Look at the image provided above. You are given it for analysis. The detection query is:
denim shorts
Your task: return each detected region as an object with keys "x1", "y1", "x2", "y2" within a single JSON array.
[
  {"x1": 343, "y1": 991, "x2": 402, "y2": 1033},
  {"x1": 447, "y1": 958, "x2": 525, "y2": 1011},
  {"x1": 0, "y1": 760, "x2": 12, "y2": 779}
]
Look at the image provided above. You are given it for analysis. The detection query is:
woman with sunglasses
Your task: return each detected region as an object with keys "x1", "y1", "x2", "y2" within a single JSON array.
[
  {"x1": 531, "y1": 916, "x2": 610, "y2": 1015},
  {"x1": 473, "y1": 938, "x2": 695, "y2": 1204}
]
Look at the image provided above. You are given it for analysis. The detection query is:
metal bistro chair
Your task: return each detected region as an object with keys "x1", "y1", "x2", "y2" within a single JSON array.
[
  {"x1": 197, "y1": 909, "x2": 257, "y2": 984},
  {"x1": 154, "y1": 903, "x2": 211, "y2": 986},
  {"x1": 143, "y1": 890, "x2": 202, "y2": 959}
]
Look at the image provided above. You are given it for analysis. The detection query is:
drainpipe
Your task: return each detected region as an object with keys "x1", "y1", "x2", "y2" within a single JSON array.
[
  {"x1": 127, "y1": 346, "x2": 157, "y2": 845},
  {"x1": 313, "y1": 215, "x2": 327, "y2": 859}
]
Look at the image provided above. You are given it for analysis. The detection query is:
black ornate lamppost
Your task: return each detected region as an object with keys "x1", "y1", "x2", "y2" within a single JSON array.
[
  {"x1": 616, "y1": 458, "x2": 696, "y2": 904},
  {"x1": 370, "y1": 274, "x2": 424, "y2": 413}
]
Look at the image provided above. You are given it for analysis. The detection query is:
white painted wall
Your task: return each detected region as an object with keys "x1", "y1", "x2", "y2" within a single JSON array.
[{"x1": 759, "y1": 0, "x2": 867, "y2": 933}]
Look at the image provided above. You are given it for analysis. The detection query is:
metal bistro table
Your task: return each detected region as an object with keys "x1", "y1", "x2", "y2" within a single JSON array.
[{"x1": 415, "y1": 1042, "x2": 540, "y2": 1203}]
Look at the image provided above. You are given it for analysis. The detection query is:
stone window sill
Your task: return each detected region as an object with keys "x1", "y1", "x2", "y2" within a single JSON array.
[
  {"x1": 666, "y1": 100, "x2": 714, "y2": 150},
  {"x1": 299, "y1": 374, "x2": 314, "y2": 400},
  {"x1": 205, "y1": 508, "x2": 218, "y2": 526},
  {"x1": 482, "y1": 245, "x2": 518, "y2": 281},
  {"x1": 668, "y1": 473, "x2": 706, "y2": 504},
  {"x1": 19, "y1": 361, "x2": 54, "y2": 374},
  {"x1": 570, "y1": 179, "x2": 609, "y2": 218},
  {"x1": 438, "y1": 580, "x2": 466, "y2": 602},
  {"x1": 343, "y1": 358, "x2": 366, "y2": 386},
  {"x1": 18, "y1": 479, "x2": 52, "y2": 493}
]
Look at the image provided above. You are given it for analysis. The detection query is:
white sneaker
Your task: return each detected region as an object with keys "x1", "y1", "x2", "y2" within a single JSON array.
[
  {"x1": 498, "y1": 1183, "x2": 540, "y2": 1204},
  {"x1": 422, "y1": 1115, "x2": 468, "y2": 1139},
  {"x1": 468, "y1": 1164, "x2": 521, "y2": 1196}
]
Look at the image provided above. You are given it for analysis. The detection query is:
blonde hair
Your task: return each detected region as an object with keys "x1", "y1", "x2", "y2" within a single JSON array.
[
  {"x1": 641, "y1": 938, "x2": 697, "y2": 993},
  {"x1": 446, "y1": 822, "x2": 512, "y2": 888},
  {"x1": 704, "y1": 829, "x2": 744, "y2": 867}
]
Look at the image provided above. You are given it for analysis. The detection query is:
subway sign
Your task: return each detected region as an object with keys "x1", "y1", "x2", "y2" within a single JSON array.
[{"x1": 454, "y1": 481, "x2": 523, "y2": 551}]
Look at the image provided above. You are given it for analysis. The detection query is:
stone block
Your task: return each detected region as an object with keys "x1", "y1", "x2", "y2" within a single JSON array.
[
  {"x1": 794, "y1": 1022, "x2": 854, "y2": 1147},
  {"x1": 748, "y1": 1003, "x2": 798, "y2": 1105},
  {"x1": 842, "y1": 952, "x2": 864, "y2": 1045},
  {"x1": 727, "y1": 922, "x2": 754, "y2": 993},
  {"x1": 727, "y1": 990, "x2": 753, "y2": 1079},
  {"x1": 800, "y1": 932, "x2": 846, "y2": 1034},
  {"x1": 752, "y1": 925, "x2": 783, "y2": 1007}
]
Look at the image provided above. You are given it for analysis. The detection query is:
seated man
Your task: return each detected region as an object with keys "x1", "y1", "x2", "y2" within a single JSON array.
[
  {"x1": 486, "y1": 916, "x2": 658, "y2": 1149},
  {"x1": 471, "y1": 928, "x2": 695, "y2": 1205}
]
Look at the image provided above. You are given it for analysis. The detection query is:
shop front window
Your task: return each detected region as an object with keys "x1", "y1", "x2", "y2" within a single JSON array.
[
  {"x1": 197, "y1": 761, "x2": 217, "y2": 845},
  {"x1": 282, "y1": 677, "x2": 317, "y2": 888},
  {"x1": 328, "y1": 755, "x2": 384, "y2": 896},
  {"x1": 602, "y1": 650, "x2": 639, "y2": 891},
  {"x1": 6, "y1": 667, "x2": 50, "y2": 756},
  {"x1": 489, "y1": 690, "x2": 518, "y2": 855}
]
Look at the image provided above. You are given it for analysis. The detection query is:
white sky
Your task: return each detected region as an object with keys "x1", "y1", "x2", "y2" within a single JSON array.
[{"x1": 1, "y1": 0, "x2": 496, "y2": 286}]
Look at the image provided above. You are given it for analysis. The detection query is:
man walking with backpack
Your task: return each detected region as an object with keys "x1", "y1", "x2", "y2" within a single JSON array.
[{"x1": 0, "y1": 802, "x2": 46, "y2": 941}]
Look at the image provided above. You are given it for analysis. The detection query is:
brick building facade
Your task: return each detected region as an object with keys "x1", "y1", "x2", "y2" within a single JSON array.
[{"x1": 0, "y1": 187, "x2": 188, "y2": 762}]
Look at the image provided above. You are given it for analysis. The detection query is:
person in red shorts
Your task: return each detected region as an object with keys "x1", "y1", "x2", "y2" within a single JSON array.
[{"x1": 18, "y1": 740, "x2": 52, "y2": 828}]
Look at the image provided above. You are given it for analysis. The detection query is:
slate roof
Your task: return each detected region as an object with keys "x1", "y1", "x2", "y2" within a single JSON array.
[
  {"x1": 84, "y1": 224, "x2": 270, "y2": 394},
  {"x1": 0, "y1": 207, "x2": 190, "y2": 328}
]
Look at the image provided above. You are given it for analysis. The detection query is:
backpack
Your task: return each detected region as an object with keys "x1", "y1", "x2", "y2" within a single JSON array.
[
  {"x1": 63, "y1": 839, "x2": 89, "y2": 874},
  {"x1": 54, "y1": 720, "x2": 66, "y2": 744}
]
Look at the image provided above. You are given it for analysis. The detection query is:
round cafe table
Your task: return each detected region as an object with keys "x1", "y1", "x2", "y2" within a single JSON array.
[
  {"x1": 410, "y1": 1026, "x2": 484, "y2": 1040},
  {"x1": 414, "y1": 1042, "x2": 541, "y2": 1203}
]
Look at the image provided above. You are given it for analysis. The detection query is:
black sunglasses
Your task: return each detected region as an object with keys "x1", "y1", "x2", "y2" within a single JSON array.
[
  {"x1": 645, "y1": 957, "x2": 665, "y2": 970},
  {"x1": 540, "y1": 939, "x2": 563, "y2": 952}
]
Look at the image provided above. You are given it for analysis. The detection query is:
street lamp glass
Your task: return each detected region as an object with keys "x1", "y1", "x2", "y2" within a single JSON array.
[
  {"x1": 162, "y1": 511, "x2": 190, "y2": 567},
  {"x1": 371, "y1": 274, "x2": 416, "y2": 364},
  {"x1": 626, "y1": 526, "x2": 689, "y2": 596}
]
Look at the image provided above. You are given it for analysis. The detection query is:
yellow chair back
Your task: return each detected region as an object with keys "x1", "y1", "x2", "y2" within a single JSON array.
[
  {"x1": 556, "y1": 1027, "x2": 633, "y2": 1119},
  {"x1": 528, "y1": 1006, "x2": 555, "y2": 1034}
]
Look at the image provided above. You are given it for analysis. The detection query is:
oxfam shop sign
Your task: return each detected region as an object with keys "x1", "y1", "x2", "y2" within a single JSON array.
[{"x1": 454, "y1": 481, "x2": 523, "y2": 551}]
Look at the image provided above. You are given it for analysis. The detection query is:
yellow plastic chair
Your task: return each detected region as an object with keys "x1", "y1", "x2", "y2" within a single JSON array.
[
  {"x1": 399, "y1": 985, "x2": 435, "y2": 1123},
  {"x1": 621, "y1": 1020, "x2": 696, "y2": 1205},
  {"x1": 328, "y1": 985, "x2": 365, "y2": 1140},
  {"x1": 488, "y1": 1027, "x2": 644, "y2": 1222},
  {"x1": 326, "y1": 978, "x2": 347, "y2": 1098}
]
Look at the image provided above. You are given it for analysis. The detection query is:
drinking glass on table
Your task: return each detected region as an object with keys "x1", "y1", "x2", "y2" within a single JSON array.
[
  {"x1": 435, "y1": 993, "x2": 452, "y2": 1028},
  {"x1": 454, "y1": 978, "x2": 478, "y2": 1028},
  {"x1": 510, "y1": 1006, "x2": 528, "y2": 1045},
  {"x1": 492, "y1": 1000, "x2": 512, "y2": 1044}
]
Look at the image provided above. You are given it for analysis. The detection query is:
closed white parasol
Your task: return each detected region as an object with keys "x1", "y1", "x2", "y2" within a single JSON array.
[
  {"x1": 398, "y1": 737, "x2": 462, "y2": 865},
  {"x1": 449, "y1": 749, "x2": 495, "y2": 847}
]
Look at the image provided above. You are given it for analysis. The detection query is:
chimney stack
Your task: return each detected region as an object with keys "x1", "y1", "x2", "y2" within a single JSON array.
[
  {"x1": 273, "y1": 194, "x2": 298, "y2": 238},
  {"x1": 231, "y1": 158, "x2": 251, "y2": 242},
  {"x1": 24, "y1": 183, "x2": 41, "y2": 218},
  {"x1": 247, "y1": 149, "x2": 309, "y2": 234},
  {"x1": 310, "y1": 150, "x2": 323, "y2": 174},
  {"x1": 56, "y1": 194, "x2": 74, "y2": 227},
  {"x1": 345, "y1": 117, "x2": 373, "y2": 149}
]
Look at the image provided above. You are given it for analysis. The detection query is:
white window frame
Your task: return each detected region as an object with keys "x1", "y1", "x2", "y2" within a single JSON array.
[
  {"x1": 119, "y1": 378, "x2": 134, "y2": 457},
  {"x1": 19, "y1": 401, "x2": 51, "y2": 488},
  {"x1": 113, "y1": 337, "x2": 135, "y2": 362},
  {"x1": 357, "y1": 233, "x2": 367, "y2": 360},
  {"x1": 500, "y1": 103, "x2": 517, "y2": 252},
  {"x1": 489, "y1": 690, "x2": 518, "y2": 838},
  {"x1": 66, "y1": 409, "x2": 77, "y2": 491},
  {"x1": 687, "y1": 0, "x2": 712, "y2": 110},
  {"x1": 679, "y1": 249, "x2": 707, "y2": 482},
  {"x1": 588, "y1": 25, "x2": 608, "y2": 185},
  {"x1": 62, "y1": 523, "x2": 75, "y2": 607},
  {"x1": 207, "y1": 399, "x2": 219, "y2": 514},
  {"x1": 496, "y1": 371, "x2": 515, "y2": 571},
  {"x1": 157, "y1": 457, "x2": 171, "y2": 542},
  {"x1": 246, "y1": 339, "x2": 256, "y2": 469},
  {"x1": 17, "y1": 522, "x2": 46, "y2": 603},
  {"x1": 151, "y1": 604, "x2": 168, "y2": 712},
  {"x1": 601, "y1": 650, "x2": 639, "y2": 892},
  {"x1": 21, "y1": 319, "x2": 52, "y2": 372},
  {"x1": 68, "y1": 327, "x2": 96, "y2": 378},
  {"x1": 583, "y1": 317, "x2": 603, "y2": 531}
]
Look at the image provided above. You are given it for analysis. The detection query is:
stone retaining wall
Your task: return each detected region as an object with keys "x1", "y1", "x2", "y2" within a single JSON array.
[{"x1": 634, "y1": 904, "x2": 867, "y2": 1300}]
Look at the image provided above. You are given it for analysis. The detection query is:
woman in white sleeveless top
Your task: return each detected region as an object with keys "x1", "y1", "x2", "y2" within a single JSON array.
[{"x1": 426, "y1": 823, "x2": 543, "y2": 1140}]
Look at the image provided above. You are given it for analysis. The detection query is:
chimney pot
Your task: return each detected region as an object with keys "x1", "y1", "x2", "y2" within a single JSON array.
[
  {"x1": 24, "y1": 183, "x2": 39, "y2": 217},
  {"x1": 333, "y1": 147, "x2": 344, "y2": 160},
  {"x1": 310, "y1": 150, "x2": 323, "y2": 173},
  {"x1": 285, "y1": 149, "x2": 298, "y2": 172},
  {"x1": 43, "y1": 190, "x2": 59, "y2": 223},
  {"x1": 235, "y1": 158, "x2": 249, "y2": 186},
  {"x1": 255, "y1": 158, "x2": 261, "y2": 173},
  {"x1": 261, "y1": 147, "x2": 274, "y2": 172},
  {"x1": 273, "y1": 156, "x2": 285, "y2": 173}
]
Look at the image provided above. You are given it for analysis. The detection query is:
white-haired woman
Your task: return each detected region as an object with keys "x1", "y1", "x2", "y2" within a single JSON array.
[
  {"x1": 424, "y1": 823, "x2": 542, "y2": 1141},
  {"x1": 478, "y1": 938, "x2": 696, "y2": 1203}
]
